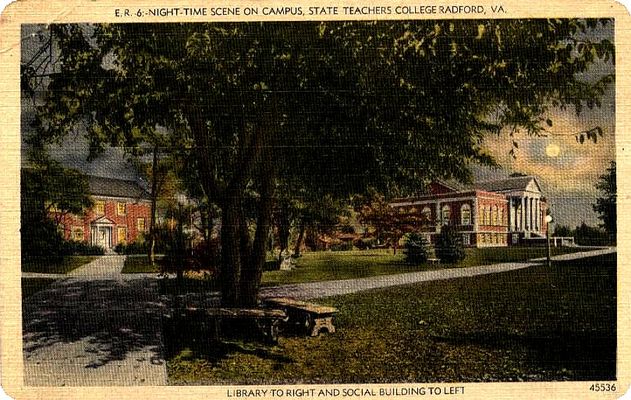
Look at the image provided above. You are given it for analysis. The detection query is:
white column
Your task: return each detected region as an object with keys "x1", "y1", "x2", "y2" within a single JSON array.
[
  {"x1": 435, "y1": 201, "x2": 441, "y2": 233},
  {"x1": 523, "y1": 196, "x2": 528, "y2": 231},
  {"x1": 535, "y1": 198, "x2": 540, "y2": 232},
  {"x1": 530, "y1": 197, "x2": 535, "y2": 232},
  {"x1": 473, "y1": 197, "x2": 479, "y2": 232}
]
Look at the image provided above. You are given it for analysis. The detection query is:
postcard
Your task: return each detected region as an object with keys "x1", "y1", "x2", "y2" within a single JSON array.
[{"x1": 0, "y1": 0, "x2": 628, "y2": 398}]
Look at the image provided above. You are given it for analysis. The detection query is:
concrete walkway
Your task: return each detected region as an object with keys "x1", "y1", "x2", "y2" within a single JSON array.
[
  {"x1": 22, "y1": 255, "x2": 168, "y2": 386},
  {"x1": 261, "y1": 247, "x2": 617, "y2": 300}
]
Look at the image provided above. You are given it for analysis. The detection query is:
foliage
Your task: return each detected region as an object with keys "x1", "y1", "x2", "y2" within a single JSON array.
[
  {"x1": 553, "y1": 224, "x2": 574, "y2": 237},
  {"x1": 353, "y1": 189, "x2": 404, "y2": 247},
  {"x1": 62, "y1": 240, "x2": 105, "y2": 256},
  {"x1": 330, "y1": 242, "x2": 354, "y2": 252},
  {"x1": 21, "y1": 160, "x2": 93, "y2": 260},
  {"x1": 593, "y1": 161, "x2": 616, "y2": 237},
  {"x1": 553, "y1": 222, "x2": 612, "y2": 246},
  {"x1": 435, "y1": 226, "x2": 466, "y2": 264},
  {"x1": 354, "y1": 237, "x2": 376, "y2": 250},
  {"x1": 115, "y1": 239, "x2": 149, "y2": 255},
  {"x1": 25, "y1": 20, "x2": 614, "y2": 306},
  {"x1": 403, "y1": 232, "x2": 430, "y2": 265}
]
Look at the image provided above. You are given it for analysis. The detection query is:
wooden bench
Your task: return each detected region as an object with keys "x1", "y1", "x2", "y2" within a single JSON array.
[
  {"x1": 427, "y1": 258, "x2": 440, "y2": 265},
  {"x1": 167, "y1": 307, "x2": 287, "y2": 344},
  {"x1": 263, "y1": 297, "x2": 338, "y2": 337}
]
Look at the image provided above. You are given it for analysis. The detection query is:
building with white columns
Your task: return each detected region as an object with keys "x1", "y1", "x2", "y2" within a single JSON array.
[
  {"x1": 390, "y1": 176, "x2": 548, "y2": 247},
  {"x1": 476, "y1": 176, "x2": 548, "y2": 245}
]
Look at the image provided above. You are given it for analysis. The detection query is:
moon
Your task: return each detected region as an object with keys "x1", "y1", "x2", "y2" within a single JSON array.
[{"x1": 545, "y1": 143, "x2": 561, "y2": 157}]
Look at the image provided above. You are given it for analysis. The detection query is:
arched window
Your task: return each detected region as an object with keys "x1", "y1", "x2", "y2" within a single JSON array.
[
  {"x1": 460, "y1": 204, "x2": 471, "y2": 225},
  {"x1": 498, "y1": 207, "x2": 504, "y2": 226},
  {"x1": 492, "y1": 205, "x2": 498, "y2": 226},
  {"x1": 441, "y1": 205, "x2": 451, "y2": 225},
  {"x1": 421, "y1": 206, "x2": 432, "y2": 222}
]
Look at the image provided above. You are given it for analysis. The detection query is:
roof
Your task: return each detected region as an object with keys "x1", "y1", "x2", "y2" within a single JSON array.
[
  {"x1": 88, "y1": 175, "x2": 150, "y2": 200},
  {"x1": 475, "y1": 176, "x2": 540, "y2": 193}
]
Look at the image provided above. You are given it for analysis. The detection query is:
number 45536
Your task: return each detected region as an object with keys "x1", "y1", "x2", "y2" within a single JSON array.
[{"x1": 589, "y1": 383, "x2": 616, "y2": 392}]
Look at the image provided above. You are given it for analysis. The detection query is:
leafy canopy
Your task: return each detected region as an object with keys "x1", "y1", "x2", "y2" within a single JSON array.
[{"x1": 26, "y1": 19, "x2": 614, "y2": 200}]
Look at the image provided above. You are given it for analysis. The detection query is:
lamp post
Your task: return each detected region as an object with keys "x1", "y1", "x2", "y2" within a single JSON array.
[{"x1": 545, "y1": 214, "x2": 553, "y2": 267}]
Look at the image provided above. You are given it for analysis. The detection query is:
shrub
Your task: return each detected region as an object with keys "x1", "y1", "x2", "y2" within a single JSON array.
[
  {"x1": 62, "y1": 240, "x2": 105, "y2": 256},
  {"x1": 115, "y1": 240, "x2": 148, "y2": 255},
  {"x1": 403, "y1": 232, "x2": 430, "y2": 265},
  {"x1": 330, "y1": 241, "x2": 354, "y2": 251},
  {"x1": 435, "y1": 226, "x2": 465, "y2": 264},
  {"x1": 354, "y1": 237, "x2": 376, "y2": 250}
]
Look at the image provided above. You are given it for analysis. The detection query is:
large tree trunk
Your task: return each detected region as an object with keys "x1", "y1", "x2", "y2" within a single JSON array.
[
  {"x1": 220, "y1": 193, "x2": 243, "y2": 307},
  {"x1": 240, "y1": 174, "x2": 274, "y2": 307},
  {"x1": 293, "y1": 222, "x2": 306, "y2": 257}
]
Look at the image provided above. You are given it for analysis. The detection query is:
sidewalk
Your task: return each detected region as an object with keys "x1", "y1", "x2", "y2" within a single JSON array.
[
  {"x1": 261, "y1": 247, "x2": 617, "y2": 300},
  {"x1": 22, "y1": 255, "x2": 168, "y2": 386}
]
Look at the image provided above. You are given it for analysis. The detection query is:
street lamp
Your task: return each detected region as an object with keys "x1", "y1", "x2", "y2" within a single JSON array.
[{"x1": 545, "y1": 214, "x2": 553, "y2": 267}]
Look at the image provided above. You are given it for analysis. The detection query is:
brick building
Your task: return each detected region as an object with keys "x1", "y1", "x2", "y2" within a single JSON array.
[
  {"x1": 55, "y1": 176, "x2": 151, "y2": 251},
  {"x1": 390, "y1": 176, "x2": 548, "y2": 247}
]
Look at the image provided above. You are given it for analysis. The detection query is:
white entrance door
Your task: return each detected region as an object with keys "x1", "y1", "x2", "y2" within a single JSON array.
[{"x1": 94, "y1": 226, "x2": 112, "y2": 249}]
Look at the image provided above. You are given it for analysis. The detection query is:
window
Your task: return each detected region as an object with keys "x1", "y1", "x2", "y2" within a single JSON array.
[
  {"x1": 499, "y1": 207, "x2": 504, "y2": 226},
  {"x1": 482, "y1": 205, "x2": 489, "y2": 225},
  {"x1": 421, "y1": 207, "x2": 432, "y2": 222},
  {"x1": 462, "y1": 234, "x2": 470, "y2": 246},
  {"x1": 441, "y1": 205, "x2": 451, "y2": 225},
  {"x1": 72, "y1": 226, "x2": 84, "y2": 241},
  {"x1": 137, "y1": 218, "x2": 146, "y2": 232},
  {"x1": 117, "y1": 202, "x2": 126, "y2": 216},
  {"x1": 492, "y1": 205, "x2": 498, "y2": 226},
  {"x1": 95, "y1": 200, "x2": 105, "y2": 215},
  {"x1": 46, "y1": 202, "x2": 61, "y2": 213},
  {"x1": 117, "y1": 227, "x2": 127, "y2": 244},
  {"x1": 460, "y1": 204, "x2": 471, "y2": 225}
]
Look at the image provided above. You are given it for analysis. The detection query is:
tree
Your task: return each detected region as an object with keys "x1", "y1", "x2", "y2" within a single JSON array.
[
  {"x1": 403, "y1": 232, "x2": 430, "y2": 265},
  {"x1": 21, "y1": 152, "x2": 93, "y2": 260},
  {"x1": 354, "y1": 189, "x2": 406, "y2": 252},
  {"x1": 435, "y1": 226, "x2": 466, "y2": 264},
  {"x1": 24, "y1": 20, "x2": 614, "y2": 307},
  {"x1": 593, "y1": 161, "x2": 616, "y2": 238}
]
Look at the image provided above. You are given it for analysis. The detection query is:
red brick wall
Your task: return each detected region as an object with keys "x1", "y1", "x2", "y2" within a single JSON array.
[{"x1": 53, "y1": 197, "x2": 151, "y2": 246}]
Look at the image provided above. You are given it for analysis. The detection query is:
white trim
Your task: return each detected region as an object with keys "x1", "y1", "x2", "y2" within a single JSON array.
[{"x1": 92, "y1": 195, "x2": 152, "y2": 204}]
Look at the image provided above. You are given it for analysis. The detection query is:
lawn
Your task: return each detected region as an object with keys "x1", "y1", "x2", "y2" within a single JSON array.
[
  {"x1": 260, "y1": 246, "x2": 586, "y2": 286},
  {"x1": 21, "y1": 255, "x2": 97, "y2": 274},
  {"x1": 166, "y1": 252, "x2": 616, "y2": 384},
  {"x1": 122, "y1": 255, "x2": 162, "y2": 273}
]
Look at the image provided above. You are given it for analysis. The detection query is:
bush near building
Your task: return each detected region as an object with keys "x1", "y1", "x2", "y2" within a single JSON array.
[
  {"x1": 435, "y1": 226, "x2": 466, "y2": 264},
  {"x1": 403, "y1": 232, "x2": 430, "y2": 265}
]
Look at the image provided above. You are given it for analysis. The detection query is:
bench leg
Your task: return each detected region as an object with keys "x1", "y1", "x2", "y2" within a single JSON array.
[
  {"x1": 256, "y1": 318, "x2": 281, "y2": 344},
  {"x1": 309, "y1": 316, "x2": 336, "y2": 336}
]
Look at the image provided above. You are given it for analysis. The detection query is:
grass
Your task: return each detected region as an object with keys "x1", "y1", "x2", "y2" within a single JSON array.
[
  {"x1": 260, "y1": 246, "x2": 586, "y2": 286},
  {"x1": 21, "y1": 255, "x2": 97, "y2": 274},
  {"x1": 121, "y1": 255, "x2": 163, "y2": 273},
  {"x1": 21, "y1": 278, "x2": 58, "y2": 300},
  {"x1": 166, "y1": 252, "x2": 616, "y2": 384}
]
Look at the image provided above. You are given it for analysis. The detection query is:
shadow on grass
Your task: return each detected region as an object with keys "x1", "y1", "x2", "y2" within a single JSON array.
[
  {"x1": 432, "y1": 331, "x2": 616, "y2": 381},
  {"x1": 162, "y1": 316, "x2": 293, "y2": 368}
]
